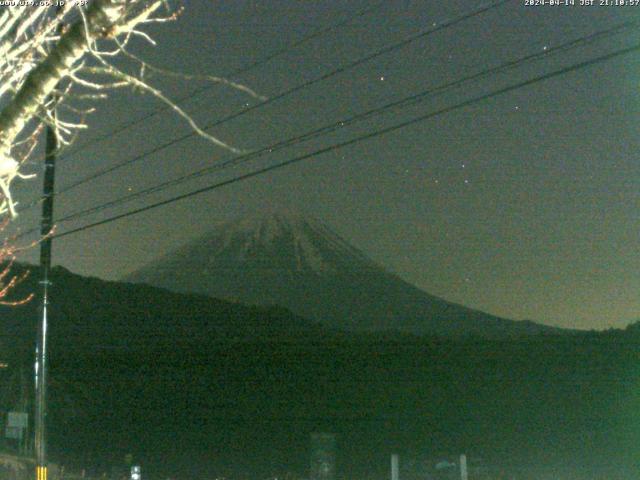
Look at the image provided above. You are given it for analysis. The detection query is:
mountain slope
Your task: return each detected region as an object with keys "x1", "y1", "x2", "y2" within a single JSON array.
[
  {"x1": 0, "y1": 263, "x2": 327, "y2": 362},
  {"x1": 126, "y1": 213, "x2": 560, "y2": 337}
]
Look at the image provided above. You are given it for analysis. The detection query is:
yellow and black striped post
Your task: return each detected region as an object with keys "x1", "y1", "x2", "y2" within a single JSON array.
[{"x1": 36, "y1": 466, "x2": 47, "y2": 480}]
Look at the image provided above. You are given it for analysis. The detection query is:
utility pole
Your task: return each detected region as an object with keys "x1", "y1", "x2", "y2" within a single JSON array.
[
  {"x1": 34, "y1": 96, "x2": 58, "y2": 480},
  {"x1": 34, "y1": 10, "x2": 62, "y2": 479}
]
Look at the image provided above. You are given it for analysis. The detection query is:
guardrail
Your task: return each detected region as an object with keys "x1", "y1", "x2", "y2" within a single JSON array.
[
  {"x1": 0, "y1": 454, "x2": 85, "y2": 480},
  {"x1": 0, "y1": 452, "x2": 33, "y2": 480}
]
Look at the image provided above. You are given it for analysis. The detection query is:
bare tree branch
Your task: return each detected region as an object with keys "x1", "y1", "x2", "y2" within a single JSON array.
[{"x1": 0, "y1": 0, "x2": 260, "y2": 220}]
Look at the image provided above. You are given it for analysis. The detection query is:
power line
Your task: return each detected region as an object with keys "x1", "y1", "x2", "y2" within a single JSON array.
[
  {"x1": 16, "y1": 23, "x2": 637, "y2": 239},
  {"x1": 58, "y1": 0, "x2": 389, "y2": 163},
  {"x1": 50, "y1": 42, "x2": 640, "y2": 240},
  {"x1": 20, "y1": 0, "x2": 508, "y2": 213},
  {"x1": 48, "y1": 20, "x2": 640, "y2": 227}
]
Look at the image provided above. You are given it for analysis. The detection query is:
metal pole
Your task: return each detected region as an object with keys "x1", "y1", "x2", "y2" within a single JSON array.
[
  {"x1": 391, "y1": 454, "x2": 399, "y2": 480},
  {"x1": 35, "y1": 103, "x2": 58, "y2": 480},
  {"x1": 459, "y1": 454, "x2": 468, "y2": 480}
]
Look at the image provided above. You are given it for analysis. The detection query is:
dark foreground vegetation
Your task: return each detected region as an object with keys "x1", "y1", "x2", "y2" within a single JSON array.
[{"x1": 1, "y1": 265, "x2": 638, "y2": 479}]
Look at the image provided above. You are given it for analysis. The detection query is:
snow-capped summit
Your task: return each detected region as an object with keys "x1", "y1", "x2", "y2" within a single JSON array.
[
  {"x1": 125, "y1": 212, "x2": 557, "y2": 337},
  {"x1": 217, "y1": 211, "x2": 375, "y2": 274}
]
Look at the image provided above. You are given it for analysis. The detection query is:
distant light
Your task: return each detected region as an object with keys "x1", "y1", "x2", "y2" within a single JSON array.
[
  {"x1": 543, "y1": 45, "x2": 548, "y2": 51},
  {"x1": 380, "y1": 76, "x2": 385, "y2": 81},
  {"x1": 131, "y1": 466, "x2": 141, "y2": 480}
]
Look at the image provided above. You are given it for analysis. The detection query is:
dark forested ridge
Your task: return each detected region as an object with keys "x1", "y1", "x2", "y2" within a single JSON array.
[{"x1": 1, "y1": 264, "x2": 638, "y2": 479}]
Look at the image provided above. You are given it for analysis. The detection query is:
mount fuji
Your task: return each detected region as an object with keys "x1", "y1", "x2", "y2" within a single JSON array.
[{"x1": 125, "y1": 212, "x2": 559, "y2": 337}]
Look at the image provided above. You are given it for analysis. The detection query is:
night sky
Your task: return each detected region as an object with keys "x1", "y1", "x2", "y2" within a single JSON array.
[{"x1": 9, "y1": 0, "x2": 640, "y2": 330}]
